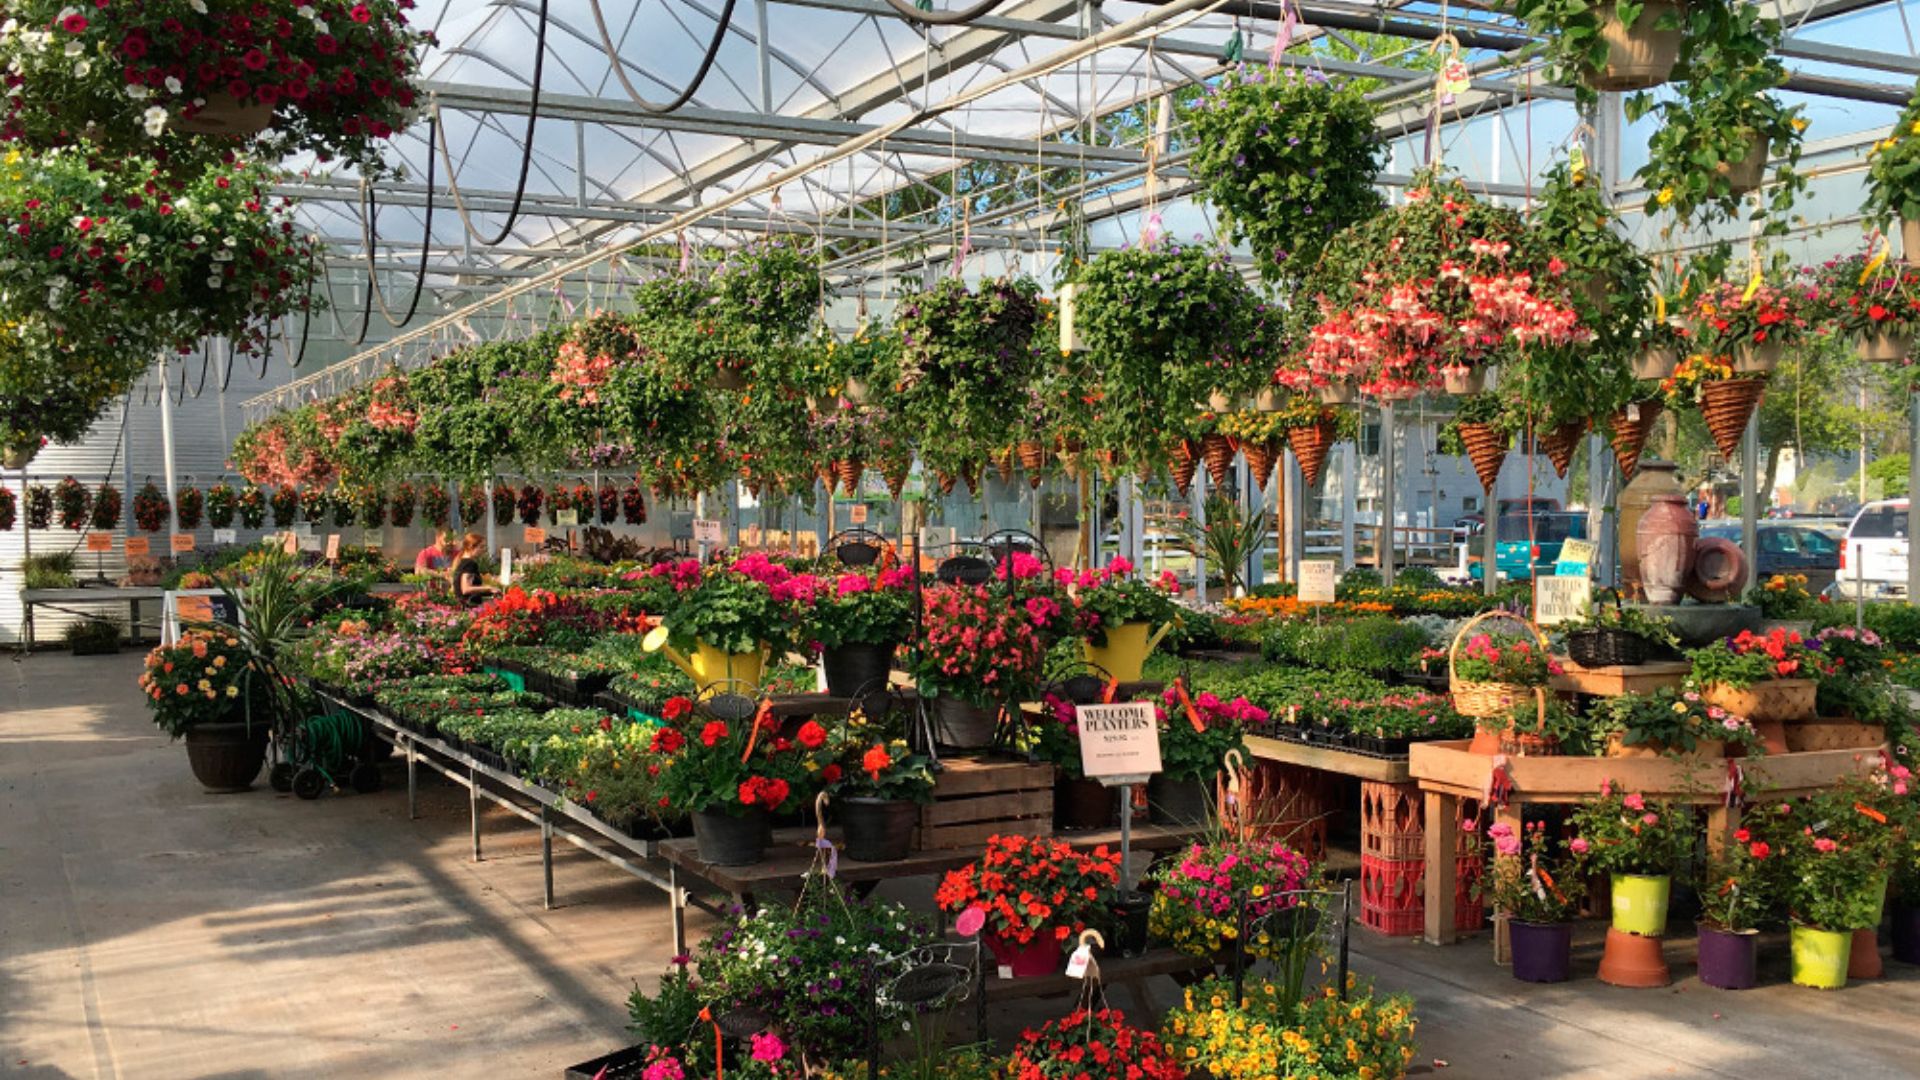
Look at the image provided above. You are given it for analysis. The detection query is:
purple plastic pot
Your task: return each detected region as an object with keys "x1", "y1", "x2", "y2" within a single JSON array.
[
  {"x1": 1697, "y1": 924, "x2": 1759, "y2": 990},
  {"x1": 1891, "y1": 902, "x2": 1920, "y2": 966},
  {"x1": 1510, "y1": 920, "x2": 1574, "y2": 983}
]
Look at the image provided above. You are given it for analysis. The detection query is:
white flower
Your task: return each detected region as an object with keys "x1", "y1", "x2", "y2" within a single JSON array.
[
  {"x1": 72, "y1": 59, "x2": 89, "y2": 77},
  {"x1": 206, "y1": 275, "x2": 224, "y2": 289},
  {"x1": 63, "y1": 39, "x2": 81, "y2": 57},
  {"x1": 125, "y1": 84, "x2": 148, "y2": 99},
  {"x1": 834, "y1": 935, "x2": 847, "y2": 946},
  {"x1": 164, "y1": 76, "x2": 182, "y2": 95},
  {"x1": 312, "y1": 20, "x2": 328, "y2": 33},
  {"x1": 188, "y1": 0, "x2": 208, "y2": 12},
  {"x1": 1, "y1": 18, "x2": 18, "y2": 35}
]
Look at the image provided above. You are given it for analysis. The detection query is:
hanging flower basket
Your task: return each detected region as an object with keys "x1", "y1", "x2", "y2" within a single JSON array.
[
  {"x1": 171, "y1": 93, "x2": 274, "y2": 137},
  {"x1": 1607, "y1": 398, "x2": 1664, "y2": 480},
  {"x1": 1315, "y1": 381, "x2": 1358, "y2": 405},
  {"x1": 1285, "y1": 420, "x2": 1337, "y2": 488},
  {"x1": 1459, "y1": 422, "x2": 1510, "y2": 492},
  {"x1": 1631, "y1": 346, "x2": 1679, "y2": 381},
  {"x1": 1441, "y1": 366, "x2": 1486, "y2": 396},
  {"x1": 1700, "y1": 377, "x2": 1767, "y2": 459},
  {"x1": 1538, "y1": 420, "x2": 1588, "y2": 479},
  {"x1": 1200, "y1": 433, "x2": 1236, "y2": 487},
  {"x1": 1585, "y1": 0, "x2": 1685, "y2": 91},
  {"x1": 1170, "y1": 438, "x2": 1199, "y2": 496},
  {"x1": 1716, "y1": 132, "x2": 1770, "y2": 197},
  {"x1": 1244, "y1": 438, "x2": 1280, "y2": 492},
  {"x1": 1732, "y1": 338, "x2": 1783, "y2": 373},
  {"x1": 1858, "y1": 330, "x2": 1910, "y2": 362}
]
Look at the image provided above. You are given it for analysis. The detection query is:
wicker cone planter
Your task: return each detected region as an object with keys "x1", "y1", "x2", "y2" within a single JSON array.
[
  {"x1": 1539, "y1": 421, "x2": 1587, "y2": 479},
  {"x1": 1170, "y1": 439, "x2": 1199, "y2": 496},
  {"x1": 1017, "y1": 441, "x2": 1048, "y2": 482},
  {"x1": 936, "y1": 471, "x2": 957, "y2": 496},
  {"x1": 992, "y1": 449, "x2": 1016, "y2": 484},
  {"x1": 1245, "y1": 439, "x2": 1280, "y2": 492},
  {"x1": 1700, "y1": 378, "x2": 1767, "y2": 459},
  {"x1": 1286, "y1": 421, "x2": 1336, "y2": 488},
  {"x1": 961, "y1": 466, "x2": 983, "y2": 498},
  {"x1": 883, "y1": 461, "x2": 909, "y2": 499},
  {"x1": 1608, "y1": 399, "x2": 1665, "y2": 481},
  {"x1": 835, "y1": 458, "x2": 864, "y2": 497},
  {"x1": 1458, "y1": 422, "x2": 1509, "y2": 491},
  {"x1": 1584, "y1": 0, "x2": 1684, "y2": 91},
  {"x1": 1201, "y1": 433, "x2": 1236, "y2": 487},
  {"x1": 817, "y1": 466, "x2": 837, "y2": 493}
]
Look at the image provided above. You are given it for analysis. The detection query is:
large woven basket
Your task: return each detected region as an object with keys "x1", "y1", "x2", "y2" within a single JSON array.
[
  {"x1": 1450, "y1": 610, "x2": 1550, "y2": 720},
  {"x1": 1701, "y1": 679, "x2": 1817, "y2": 724},
  {"x1": 1566, "y1": 627, "x2": 1652, "y2": 669}
]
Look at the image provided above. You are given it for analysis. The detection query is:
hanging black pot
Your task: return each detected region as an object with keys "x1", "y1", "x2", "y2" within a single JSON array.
[{"x1": 822, "y1": 640, "x2": 897, "y2": 699}]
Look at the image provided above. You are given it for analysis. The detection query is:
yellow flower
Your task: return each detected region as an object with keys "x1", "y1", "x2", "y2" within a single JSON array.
[
  {"x1": 1656, "y1": 187, "x2": 1674, "y2": 206},
  {"x1": 1910, "y1": 121, "x2": 1920, "y2": 135}
]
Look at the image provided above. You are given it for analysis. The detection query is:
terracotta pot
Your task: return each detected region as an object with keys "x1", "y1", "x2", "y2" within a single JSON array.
[
  {"x1": 1618, "y1": 460, "x2": 1685, "y2": 599},
  {"x1": 1598, "y1": 926, "x2": 1671, "y2": 988},
  {"x1": 1634, "y1": 492, "x2": 1698, "y2": 603},
  {"x1": 1702, "y1": 679, "x2": 1818, "y2": 724},
  {"x1": 1608, "y1": 398, "x2": 1664, "y2": 481},
  {"x1": 1286, "y1": 421, "x2": 1336, "y2": 488},
  {"x1": 1850, "y1": 927, "x2": 1884, "y2": 980},
  {"x1": 1684, "y1": 536, "x2": 1748, "y2": 603},
  {"x1": 1716, "y1": 132, "x2": 1769, "y2": 197},
  {"x1": 1858, "y1": 330, "x2": 1910, "y2": 363},
  {"x1": 1584, "y1": 0, "x2": 1683, "y2": 91},
  {"x1": 1538, "y1": 420, "x2": 1587, "y2": 479},
  {"x1": 1459, "y1": 422, "x2": 1509, "y2": 491}
]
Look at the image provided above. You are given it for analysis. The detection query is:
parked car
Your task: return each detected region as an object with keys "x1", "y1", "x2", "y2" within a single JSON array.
[
  {"x1": 1830, "y1": 499, "x2": 1913, "y2": 599},
  {"x1": 1468, "y1": 511, "x2": 1589, "y2": 582},
  {"x1": 1699, "y1": 522, "x2": 1840, "y2": 592}
]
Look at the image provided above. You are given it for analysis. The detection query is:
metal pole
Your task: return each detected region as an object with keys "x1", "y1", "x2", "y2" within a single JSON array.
[
  {"x1": 1483, "y1": 490, "x2": 1499, "y2": 596},
  {"x1": 1380, "y1": 400, "x2": 1397, "y2": 587},
  {"x1": 541, "y1": 806, "x2": 555, "y2": 910},
  {"x1": 1741, "y1": 414, "x2": 1760, "y2": 597},
  {"x1": 1909, "y1": 395, "x2": 1920, "y2": 604},
  {"x1": 1340, "y1": 442, "x2": 1356, "y2": 571},
  {"x1": 469, "y1": 763, "x2": 483, "y2": 862},
  {"x1": 158, "y1": 353, "x2": 179, "y2": 556},
  {"x1": 1192, "y1": 467, "x2": 1208, "y2": 605},
  {"x1": 1285, "y1": 450, "x2": 1305, "y2": 585}
]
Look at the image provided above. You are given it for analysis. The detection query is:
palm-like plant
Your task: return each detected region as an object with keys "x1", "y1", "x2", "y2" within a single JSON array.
[
  {"x1": 209, "y1": 549, "x2": 345, "y2": 733},
  {"x1": 1174, "y1": 492, "x2": 1268, "y2": 597}
]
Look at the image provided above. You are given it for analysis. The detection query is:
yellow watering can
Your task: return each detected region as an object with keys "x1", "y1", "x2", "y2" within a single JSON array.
[
  {"x1": 1081, "y1": 620, "x2": 1174, "y2": 684},
  {"x1": 642, "y1": 625, "x2": 768, "y2": 690}
]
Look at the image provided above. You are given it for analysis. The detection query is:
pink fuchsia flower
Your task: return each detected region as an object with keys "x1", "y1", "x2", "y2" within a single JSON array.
[
  {"x1": 1813, "y1": 837, "x2": 1838, "y2": 853},
  {"x1": 1569, "y1": 837, "x2": 1590, "y2": 855},
  {"x1": 643, "y1": 1057, "x2": 686, "y2": 1080},
  {"x1": 1622, "y1": 793, "x2": 1645, "y2": 811},
  {"x1": 1640, "y1": 813, "x2": 1659, "y2": 826}
]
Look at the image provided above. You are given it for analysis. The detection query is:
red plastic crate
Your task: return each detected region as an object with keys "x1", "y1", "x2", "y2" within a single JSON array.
[
  {"x1": 1359, "y1": 853, "x2": 1424, "y2": 936},
  {"x1": 1241, "y1": 760, "x2": 1335, "y2": 860},
  {"x1": 1455, "y1": 852, "x2": 1487, "y2": 931},
  {"x1": 1360, "y1": 780, "x2": 1424, "y2": 861}
]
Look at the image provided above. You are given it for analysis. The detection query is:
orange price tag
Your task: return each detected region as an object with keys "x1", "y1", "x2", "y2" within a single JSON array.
[
  {"x1": 171, "y1": 533, "x2": 197, "y2": 553},
  {"x1": 85, "y1": 532, "x2": 114, "y2": 553},
  {"x1": 523, "y1": 526, "x2": 547, "y2": 545},
  {"x1": 282, "y1": 531, "x2": 299, "y2": 555},
  {"x1": 176, "y1": 595, "x2": 213, "y2": 624},
  {"x1": 324, "y1": 534, "x2": 341, "y2": 561},
  {"x1": 1174, "y1": 677, "x2": 1204, "y2": 733},
  {"x1": 124, "y1": 536, "x2": 151, "y2": 557},
  {"x1": 849, "y1": 503, "x2": 869, "y2": 525}
]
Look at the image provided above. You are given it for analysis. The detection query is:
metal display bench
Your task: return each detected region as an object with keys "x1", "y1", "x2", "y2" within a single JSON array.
[{"x1": 313, "y1": 690, "x2": 695, "y2": 954}]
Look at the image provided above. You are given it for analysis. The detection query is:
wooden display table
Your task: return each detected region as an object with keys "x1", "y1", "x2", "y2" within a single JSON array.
[
  {"x1": 1410, "y1": 739, "x2": 1887, "y2": 945},
  {"x1": 1548, "y1": 659, "x2": 1690, "y2": 697},
  {"x1": 1244, "y1": 734, "x2": 1412, "y2": 783}
]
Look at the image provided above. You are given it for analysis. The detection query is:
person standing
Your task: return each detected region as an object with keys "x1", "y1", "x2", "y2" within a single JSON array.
[
  {"x1": 414, "y1": 530, "x2": 453, "y2": 574},
  {"x1": 449, "y1": 532, "x2": 495, "y2": 605}
]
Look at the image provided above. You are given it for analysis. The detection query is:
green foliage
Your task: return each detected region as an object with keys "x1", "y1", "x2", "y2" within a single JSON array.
[
  {"x1": 1590, "y1": 686, "x2": 1754, "y2": 753},
  {"x1": 23, "y1": 552, "x2": 76, "y2": 589},
  {"x1": 1172, "y1": 491, "x2": 1267, "y2": 597},
  {"x1": 1259, "y1": 615, "x2": 1431, "y2": 677},
  {"x1": 894, "y1": 276, "x2": 1043, "y2": 477},
  {"x1": 1437, "y1": 392, "x2": 1517, "y2": 456},
  {"x1": 1864, "y1": 78, "x2": 1920, "y2": 228},
  {"x1": 61, "y1": 617, "x2": 121, "y2": 651},
  {"x1": 1568, "y1": 787, "x2": 1694, "y2": 877},
  {"x1": 1183, "y1": 66, "x2": 1384, "y2": 284}
]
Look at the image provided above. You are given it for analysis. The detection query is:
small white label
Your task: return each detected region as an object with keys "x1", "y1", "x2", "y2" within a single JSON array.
[
  {"x1": 693, "y1": 518, "x2": 725, "y2": 545},
  {"x1": 1065, "y1": 945, "x2": 1092, "y2": 979},
  {"x1": 1299, "y1": 559, "x2": 1338, "y2": 603},
  {"x1": 996, "y1": 964, "x2": 1014, "y2": 980},
  {"x1": 500, "y1": 548, "x2": 513, "y2": 588},
  {"x1": 556, "y1": 509, "x2": 579, "y2": 527},
  {"x1": 212, "y1": 528, "x2": 237, "y2": 544},
  {"x1": 1626, "y1": 402, "x2": 1641, "y2": 423}
]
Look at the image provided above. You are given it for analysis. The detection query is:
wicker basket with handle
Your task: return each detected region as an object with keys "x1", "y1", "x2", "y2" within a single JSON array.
[{"x1": 1449, "y1": 609, "x2": 1551, "y2": 719}]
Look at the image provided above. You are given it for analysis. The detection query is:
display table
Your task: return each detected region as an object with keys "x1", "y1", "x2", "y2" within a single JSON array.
[
  {"x1": 1549, "y1": 659, "x2": 1691, "y2": 697},
  {"x1": 1409, "y1": 739, "x2": 1888, "y2": 945},
  {"x1": 20, "y1": 586, "x2": 166, "y2": 649},
  {"x1": 1244, "y1": 734, "x2": 1412, "y2": 783}
]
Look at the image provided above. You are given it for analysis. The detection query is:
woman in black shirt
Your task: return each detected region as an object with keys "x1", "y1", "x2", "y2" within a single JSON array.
[{"x1": 449, "y1": 532, "x2": 495, "y2": 605}]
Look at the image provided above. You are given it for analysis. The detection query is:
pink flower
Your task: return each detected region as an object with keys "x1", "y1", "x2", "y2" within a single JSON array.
[
  {"x1": 750, "y1": 1031, "x2": 786, "y2": 1062},
  {"x1": 1569, "y1": 837, "x2": 1590, "y2": 855},
  {"x1": 1622, "y1": 793, "x2": 1645, "y2": 811},
  {"x1": 1641, "y1": 812, "x2": 1659, "y2": 826},
  {"x1": 1813, "y1": 837, "x2": 1838, "y2": 853}
]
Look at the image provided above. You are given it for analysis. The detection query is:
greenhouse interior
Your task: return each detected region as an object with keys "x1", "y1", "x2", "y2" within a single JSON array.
[{"x1": 12, "y1": 0, "x2": 1920, "y2": 1076}]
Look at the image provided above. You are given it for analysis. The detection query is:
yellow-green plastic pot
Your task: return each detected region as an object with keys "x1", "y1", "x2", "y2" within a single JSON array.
[
  {"x1": 1790, "y1": 924, "x2": 1851, "y2": 989},
  {"x1": 1610, "y1": 873, "x2": 1671, "y2": 937},
  {"x1": 1863, "y1": 871, "x2": 1890, "y2": 928},
  {"x1": 689, "y1": 642, "x2": 766, "y2": 690},
  {"x1": 1083, "y1": 621, "x2": 1169, "y2": 684}
]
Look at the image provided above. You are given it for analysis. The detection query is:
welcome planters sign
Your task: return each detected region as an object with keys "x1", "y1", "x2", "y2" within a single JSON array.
[{"x1": 1075, "y1": 702, "x2": 1161, "y2": 785}]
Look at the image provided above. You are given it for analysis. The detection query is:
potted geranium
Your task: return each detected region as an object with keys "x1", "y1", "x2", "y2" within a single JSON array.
[
  {"x1": 799, "y1": 566, "x2": 913, "y2": 697},
  {"x1": 1696, "y1": 826, "x2": 1779, "y2": 989},
  {"x1": 909, "y1": 584, "x2": 1053, "y2": 749},
  {"x1": 1006, "y1": 1006, "x2": 1182, "y2": 1080},
  {"x1": 934, "y1": 833, "x2": 1122, "y2": 977},
  {"x1": 1151, "y1": 686, "x2": 1257, "y2": 825},
  {"x1": 1147, "y1": 837, "x2": 1312, "y2": 965},
  {"x1": 823, "y1": 734, "x2": 933, "y2": 863},
  {"x1": 1065, "y1": 558, "x2": 1181, "y2": 682},
  {"x1": 1477, "y1": 818, "x2": 1588, "y2": 983},
  {"x1": 1569, "y1": 784, "x2": 1695, "y2": 987},
  {"x1": 1810, "y1": 254, "x2": 1920, "y2": 362},
  {"x1": 1688, "y1": 628, "x2": 1828, "y2": 729},
  {"x1": 1591, "y1": 686, "x2": 1758, "y2": 758},
  {"x1": 1691, "y1": 277, "x2": 1811, "y2": 374},
  {"x1": 138, "y1": 628, "x2": 274, "y2": 792},
  {"x1": 650, "y1": 699, "x2": 801, "y2": 866}
]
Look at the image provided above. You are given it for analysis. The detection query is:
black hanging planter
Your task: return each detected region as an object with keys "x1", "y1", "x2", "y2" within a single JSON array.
[
  {"x1": 823, "y1": 640, "x2": 897, "y2": 699},
  {"x1": 838, "y1": 797, "x2": 917, "y2": 862}
]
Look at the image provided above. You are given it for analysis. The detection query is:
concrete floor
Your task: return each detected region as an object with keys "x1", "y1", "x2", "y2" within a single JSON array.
[{"x1": 4, "y1": 652, "x2": 1919, "y2": 1079}]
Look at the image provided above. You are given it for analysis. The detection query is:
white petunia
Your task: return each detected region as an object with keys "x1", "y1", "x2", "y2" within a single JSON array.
[
  {"x1": 72, "y1": 59, "x2": 88, "y2": 77},
  {"x1": 188, "y1": 0, "x2": 207, "y2": 12},
  {"x1": 62, "y1": 39, "x2": 80, "y2": 57},
  {"x1": 164, "y1": 76, "x2": 182, "y2": 95},
  {"x1": 142, "y1": 105, "x2": 168, "y2": 137}
]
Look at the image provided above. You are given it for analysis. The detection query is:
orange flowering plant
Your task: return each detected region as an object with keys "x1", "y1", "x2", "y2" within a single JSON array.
[
  {"x1": 934, "y1": 833, "x2": 1122, "y2": 947},
  {"x1": 651, "y1": 698, "x2": 807, "y2": 818},
  {"x1": 139, "y1": 628, "x2": 269, "y2": 737}
]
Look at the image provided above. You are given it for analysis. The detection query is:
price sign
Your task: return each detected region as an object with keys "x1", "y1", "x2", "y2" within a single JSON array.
[
  {"x1": 499, "y1": 547, "x2": 513, "y2": 588},
  {"x1": 85, "y1": 532, "x2": 115, "y2": 553},
  {"x1": 170, "y1": 533, "x2": 197, "y2": 553},
  {"x1": 1534, "y1": 575, "x2": 1593, "y2": 627},
  {"x1": 324, "y1": 534, "x2": 341, "y2": 561},
  {"x1": 1555, "y1": 538, "x2": 1597, "y2": 578},
  {"x1": 692, "y1": 518, "x2": 725, "y2": 546},
  {"x1": 1298, "y1": 559, "x2": 1338, "y2": 603},
  {"x1": 848, "y1": 503, "x2": 869, "y2": 525},
  {"x1": 124, "y1": 536, "x2": 151, "y2": 557},
  {"x1": 1074, "y1": 702, "x2": 1162, "y2": 784},
  {"x1": 282, "y1": 531, "x2": 299, "y2": 555},
  {"x1": 523, "y1": 526, "x2": 547, "y2": 546},
  {"x1": 176, "y1": 595, "x2": 214, "y2": 626},
  {"x1": 362, "y1": 528, "x2": 385, "y2": 549},
  {"x1": 555, "y1": 509, "x2": 579, "y2": 527},
  {"x1": 211, "y1": 528, "x2": 237, "y2": 545}
]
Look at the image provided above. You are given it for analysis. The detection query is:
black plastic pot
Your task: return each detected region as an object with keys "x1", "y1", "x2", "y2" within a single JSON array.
[
  {"x1": 564, "y1": 1042, "x2": 652, "y2": 1080},
  {"x1": 1147, "y1": 773, "x2": 1212, "y2": 827},
  {"x1": 838, "y1": 797, "x2": 917, "y2": 862},
  {"x1": 823, "y1": 640, "x2": 898, "y2": 699},
  {"x1": 1112, "y1": 890, "x2": 1155, "y2": 957},
  {"x1": 1054, "y1": 775, "x2": 1118, "y2": 830},
  {"x1": 184, "y1": 721, "x2": 270, "y2": 794},
  {"x1": 692, "y1": 808, "x2": 770, "y2": 865}
]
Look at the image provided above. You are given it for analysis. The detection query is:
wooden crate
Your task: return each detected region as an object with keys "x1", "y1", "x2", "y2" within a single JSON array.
[{"x1": 916, "y1": 757, "x2": 1055, "y2": 850}]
